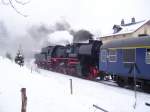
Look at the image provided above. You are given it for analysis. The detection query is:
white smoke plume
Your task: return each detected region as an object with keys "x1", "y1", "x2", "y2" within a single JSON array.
[
  {"x1": 0, "y1": 18, "x2": 94, "y2": 60},
  {"x1": 48, "y1": 31, "x2": 73, "y2": 46}
]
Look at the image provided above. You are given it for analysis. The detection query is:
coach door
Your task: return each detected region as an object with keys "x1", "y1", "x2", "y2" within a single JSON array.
[
  {"x1": 122, "y1": 49, "x2": 136, "y2": 74},
  {"x1": 100, "y1": 49, "x2": 109, "y2": 71}
]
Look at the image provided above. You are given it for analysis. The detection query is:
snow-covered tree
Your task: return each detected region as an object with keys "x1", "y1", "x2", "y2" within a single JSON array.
[{"x1": 15, "y1": 50, "x2": 24, "y2": 66}]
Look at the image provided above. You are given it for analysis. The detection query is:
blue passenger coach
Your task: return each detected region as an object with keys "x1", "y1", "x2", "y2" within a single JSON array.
[{"x1": 100, "y1": 36, "x2": 150, "y2": 86}]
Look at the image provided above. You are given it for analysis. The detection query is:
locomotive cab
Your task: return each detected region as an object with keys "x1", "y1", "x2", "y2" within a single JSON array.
[{"x1": 78, "y1": 40, "x2": 102, "y2": 79}]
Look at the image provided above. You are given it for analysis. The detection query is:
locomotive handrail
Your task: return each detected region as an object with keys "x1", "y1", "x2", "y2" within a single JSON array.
[{"x1": 51, "y1": 57, "x2": 78, "y2": 60}]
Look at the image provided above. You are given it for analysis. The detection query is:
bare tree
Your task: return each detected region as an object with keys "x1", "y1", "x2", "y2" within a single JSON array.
[
  {"x1": 1, "y1": 0, "x2": 29, "y2": 17},
  {"x1": 5, "y1": 52, "x2": 12, "y2": 60}
]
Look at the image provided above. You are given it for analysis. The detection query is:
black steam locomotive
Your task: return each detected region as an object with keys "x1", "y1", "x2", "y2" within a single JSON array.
[{"x1": 35, "y1": 40, "x2": 102, "y2": 79}]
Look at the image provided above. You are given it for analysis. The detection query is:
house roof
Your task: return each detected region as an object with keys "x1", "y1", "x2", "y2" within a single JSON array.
[{"x1": 102, "y1": 19, "x2": 150, "y2": 37}]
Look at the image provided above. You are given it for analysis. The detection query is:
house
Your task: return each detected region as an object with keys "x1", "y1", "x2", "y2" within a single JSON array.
[{"x1": 101, "y1": 18, "x2": 150, "y2": 43}]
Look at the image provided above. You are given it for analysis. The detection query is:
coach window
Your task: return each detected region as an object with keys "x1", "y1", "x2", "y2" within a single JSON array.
[
  {"x1": 123, "y1": 49, "x2": 135, "y2": 63},
  {"x1": 146, "y1": 49, "x2": 150, "y2": 64},
  {"x1": 109, "y1": 49, "x2": 117, "y2": 62},
  {"x1": 101, "y1": 50, "x2": 107, "y2": 62}
]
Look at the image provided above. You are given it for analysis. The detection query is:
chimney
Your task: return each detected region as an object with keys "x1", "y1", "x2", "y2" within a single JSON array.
[
  {"x1": 121, "y1": 19, "x2": 125, "y2": 26},
  {"x1": 131, "y1": 17, "x2": 135, "y2": 23}
]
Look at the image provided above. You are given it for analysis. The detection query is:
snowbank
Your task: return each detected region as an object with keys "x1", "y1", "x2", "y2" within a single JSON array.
[{"x1": 0, "y1": 57, "x2": 150, "y2": 112}]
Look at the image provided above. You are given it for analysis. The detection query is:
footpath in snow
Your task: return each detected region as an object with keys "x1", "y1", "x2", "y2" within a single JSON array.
[{"x1": 0, "y1": 57, "x2": 150, "y2": 112}]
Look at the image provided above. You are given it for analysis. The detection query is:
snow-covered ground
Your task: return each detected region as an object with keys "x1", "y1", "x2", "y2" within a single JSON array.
[{"x1": 0, "y1": 57, "x2": 150, "y2": 112}]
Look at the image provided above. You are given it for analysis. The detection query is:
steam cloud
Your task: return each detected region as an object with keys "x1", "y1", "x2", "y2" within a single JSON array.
[
  {"x1": 73, "y1": 29, "x2": 93, "y2": 43},
  {"x1": 0, "y1": 19, "x2": 94, "y2": 60},
  {"x1": 0, "y1": 21, "x2": 10, "y2": 56}
]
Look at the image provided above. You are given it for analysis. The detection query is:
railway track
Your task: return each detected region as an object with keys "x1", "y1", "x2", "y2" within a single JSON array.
[
  {"x1": 39, "y1": 67, "x2": 150, "y2": 94},
  {"x1": 96, "y1": 79, "x2": 150, "y2": 94}
]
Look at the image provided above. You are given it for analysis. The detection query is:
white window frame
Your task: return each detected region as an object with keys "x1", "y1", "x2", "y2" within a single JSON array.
[
  {"x1": 108, "y1": 49, "x2": 117, "y2": 62},
  {"x1": 122, "y1": 48, "x2": 136, "y2": 63},
  {"x1": 145, "y1": 48, "x2": 150, "y2": 64},
  {"x1": 101, "y1": 50, "x2": 107, "y2": 62}
]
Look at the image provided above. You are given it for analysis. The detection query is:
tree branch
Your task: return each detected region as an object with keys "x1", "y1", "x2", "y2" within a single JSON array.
[
  {"x1": 14, "y1": 0, "x2": 30, "y2": 5},
  {"x1": 1, "y1": 0, "x2": 10, "y2": 5},
  {"x1": 8, "y1": 0, "x2": 28, "y2": 17}
]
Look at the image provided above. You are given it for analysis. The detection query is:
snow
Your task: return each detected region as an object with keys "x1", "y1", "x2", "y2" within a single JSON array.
[
  {"x1": 102, "y1": 19, "x2": 150, "y2": 37},
  {"x1": 0, "y1": 57, "x2": 150, "y2": 112}
]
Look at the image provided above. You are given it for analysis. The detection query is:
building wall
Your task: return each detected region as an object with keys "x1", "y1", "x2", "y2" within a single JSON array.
[
  {"x1": 133, "y1": 24, "x2": 150, "y2": 37},
  {"x1": 101, "y1": 33, "x2": 132, "y2": 43}
]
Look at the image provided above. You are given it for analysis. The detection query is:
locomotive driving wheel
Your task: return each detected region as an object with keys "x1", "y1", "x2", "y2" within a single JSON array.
[
  {"x1": 116, "y1": 76, "x2": 126, "y2": 87},
  {"x1": 56, "y1": 66, "x2": 66, "y2": 74},
  {"x1": 66, "y1": 66, "x2": 76, "y2": 76}
]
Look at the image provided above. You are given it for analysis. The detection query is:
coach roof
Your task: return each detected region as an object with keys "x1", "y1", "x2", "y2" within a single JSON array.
[{"x1": 101, "y1": 36, "x2": 150, "y2": 49}]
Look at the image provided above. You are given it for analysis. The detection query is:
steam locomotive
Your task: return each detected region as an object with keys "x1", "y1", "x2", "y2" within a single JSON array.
[{"x1": 35, "y1": 40, "x2": 102, "y2": 79}]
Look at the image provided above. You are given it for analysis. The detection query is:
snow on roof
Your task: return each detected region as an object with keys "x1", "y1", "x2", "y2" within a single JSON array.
[{"x1": 102, "y1": 19, "x2": 150, "y2": 37}]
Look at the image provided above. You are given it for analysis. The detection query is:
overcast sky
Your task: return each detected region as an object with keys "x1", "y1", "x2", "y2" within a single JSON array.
[
  {"x1": 0, "y1": 0, "x2": 150, "y2": 35},
  {"x1": 0, "y1": 0, "x2": 150, "y2": 58}
]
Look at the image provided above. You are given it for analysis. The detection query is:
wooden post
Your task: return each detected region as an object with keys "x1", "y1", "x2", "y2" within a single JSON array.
[
  {"x1": 145, "y1": 102, "x2": 150, "y2": 107},
  {"x1": 21, "y1": 88, "x2": 27, "y2": 112},
  {"x1": 70, "y1": 79, "x2": 73, "y2": 95},
  {"x1": 93, "y1": 104, "x2": 109, "y2": 112}
]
